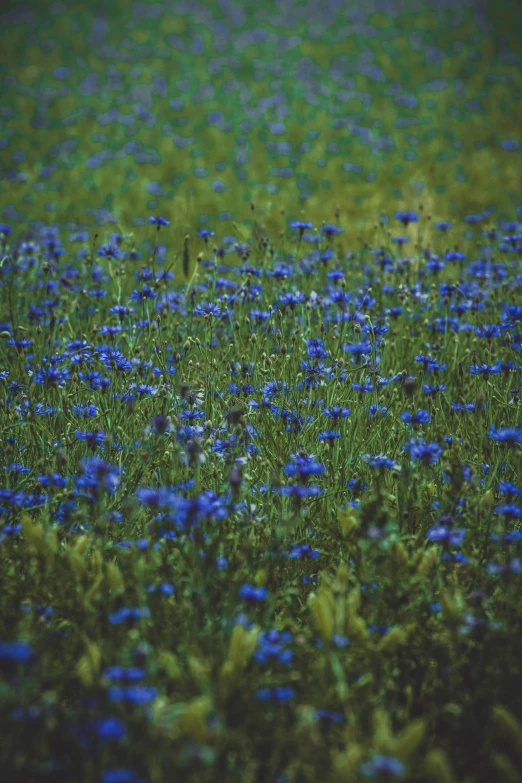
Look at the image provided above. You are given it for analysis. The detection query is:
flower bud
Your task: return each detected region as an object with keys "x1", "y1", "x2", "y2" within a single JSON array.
[
  {"x1": 423, "y1": 749, "x2": 455, "y2": 783},
  {"x1": 338, "y1": 507, "x2": 359, "y2": 536},
  {"x1": 440, "y1": 587, "x2": 464, "y2": 624},
  {"x1": 392, "y1": 541, "x2": 410, "y2": 570},
  {"x1": 416, "y1": 547, "x2": 438, "y2": 577},
  {"x1": 492, "y1": 705, "x2": 522, "y2": 763},
  {"x1": 105, "y1": 561, "x2": 125, "y2": 596},
  {"x1": 187, "y1": 654, "x2": 210, "y2": 688},
  {"x1": 377, "y1": 624, "x2": 411, "y2": 655},
  {"x1": 221, "y1": 623, "x2": 259, "y2": 679},
  {"x1": 490, "y1": 753, "x2": 521, "y2": 782},
  {"x1": 175, "y1": 695, "x2": 212, "y2": 742},
  {"x1": 346, "y1": 588, "x2": 367, "y2": 639},
  {"x1": 392, "y1": 718, "x2": 426, "y2": 760},
  {"x1": 309, "y1": 583, "x2": 335, "y2": 642},
  {"x1": 76, "y1": 640, "x2": 101, "y2": 687},
  {"x1": 157, "y1": 650, "x2": 182, "y2": 681}
]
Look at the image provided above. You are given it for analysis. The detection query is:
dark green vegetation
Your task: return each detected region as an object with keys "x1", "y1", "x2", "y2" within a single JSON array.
[{"x1": 0, "y1": 2, "x2": 521, "y2": 783}]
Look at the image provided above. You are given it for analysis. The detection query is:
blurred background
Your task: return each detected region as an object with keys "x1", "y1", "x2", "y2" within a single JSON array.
[{"x1": 0, "y1": 0, "x2": 521, "y2": 238}]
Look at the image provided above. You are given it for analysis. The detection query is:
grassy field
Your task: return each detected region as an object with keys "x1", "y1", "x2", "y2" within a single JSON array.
[{"x1": 0, "y1": 2, "x2": 521, "y2": 782}]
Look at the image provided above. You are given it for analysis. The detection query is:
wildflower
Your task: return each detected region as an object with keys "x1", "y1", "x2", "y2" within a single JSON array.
[
  {"x1": 489, "y1": 426, "x2": 522, "y2": 444},
  {"x1": 76, "y1": 457, "x2": 121, "y2": 496},
  {"x1": 148, "y1": 216, "x2": 170, "y2": 227},
  {"x1": 97, "y1": 243, "x2": 120, "y2": 259},
  {"x1": 494, "y1": 504, "x2": 522, "y2": 520},
  {"x1": 287, "y1": 543, "x2": 321, "y2": 559},
  {"x1": 315, "y1": 709, "x2": 345, "y2": 723},
  {"x1": 321, "y1": 224, "x2": 344, "y2": 239},
  {"x1": 487, "y1": 558, "x2": 522, "y2": 576},
  {"x1": 423, "y1": 383, "x2": 446, "y2": 396},
  {"x1": 470, "y1": 362, "x2": 502, "y2": 377},
  {"x1": 403, "y1": 439, "x2": 443, "y2": 464},
  {"x1": 359, "y1": 753, "x2": 407, "y2": 779},
  {"x1": 369, "y1": 404, "x2": 388, "y2": 417},
  {"x1": 284, "y1": 455, "x2": 326, "y2": 480},
  {"x1": 108, "y1": 686, "x2": 157, "y2": 705},
  {"x1": 254, "y1": 630, "x2": 293, "y2": 665},
  {"x1": 364, "y1": 454, "x2": 397, "y2": 470},
  {"x1": 96, "y1": 717, "x2": 126, "y2": 741},
  {"x1": 290, "y1": 220, "x2": 314, "y2": 237},
  {"x1": 239, "y1": 584, "x2": 267, "y2": 602},
  {"x1": 193, "y1": 302, "x2": 221, "y2": 317},
  {"x1": 352, "y1": 382, "x2": 375, "y2": 394},
  {"x1": 102, "y1": 770, "x2": 144, "y2": 783},
  {"x1": 395, "y1": 210, "x2": 418, "y2": 227},
  {"x1": 498, "y1": 481, "x2": 521, "y2": 497},
  {"x1": 322, "y1": 405, "x2": 351, "y2": 420},
  {"x1": 400, "y1": 409, "x2": 431, "y2": 425},
  {"x1": 109, "y1": 607, "x2": 150, "y2": 624},
  {"x1": 0, "y1": 641, "x2": 36, "y2": 671},
  {"x1": 255, "y1": 687, "x2": 295, "y2": 702},
  {"x1": 426, "y1": 524, "x2": 466, "y2": 548}
]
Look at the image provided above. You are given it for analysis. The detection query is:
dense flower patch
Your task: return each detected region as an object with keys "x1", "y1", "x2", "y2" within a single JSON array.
[{"x1": 1, "y1": 2, "x2": 522, "y2": 782}]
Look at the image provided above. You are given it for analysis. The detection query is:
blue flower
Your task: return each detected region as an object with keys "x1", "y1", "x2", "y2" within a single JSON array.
[
  {"x1": 256, "y1": 686, "x2": 295, "y2": 702},
  {"x1": 287, "y1": 543, "x2": 321, "y2": 559},
  {"x1": 96, "y1": 717, "x2": 126, "y2": 741},
  {"x1": 489, "y1": 426, "x2": 522, "y2": 444},
  {"x1": 193, "y1": 302, "x2": 221, "y2": 317},
  {"x1": 0, "y1": 641, "x2": 36, "y2": 670},
  {"x1": 109, "y1": 607, "x2": 150, "y2": 624},
  {"x1": 364, "y1": 454, "x2": 397, "y2": 470},
  {"x1": 359, "y1": 753, "x2": 407, "y2": 779},
  {"x1": 322, "y1": 405, "x2": 351, "y2": 420},
  {"x1": 149, "y1": 216, "x2": 170, "y2": 227},
  {"x1": 108, "y1": 686, "x2": 157, "y2": 705},
  {"x1": 254, "y1": 630, "x2": 293, "y2": 665},
  {"x1": 395, "y1": 210, "x2": 418, "y2": 227},
  {"x1": 403, "y1": 439, "x2": 443, "y2": 464},
  {"x1": 400, "y1": 409, "x2": 431, "y2": 425},
  {"x1": 284, "y1": 455, "x2": 326, "y2": 480},
  {"x1": 102, "y1": 769, "x2": 145, "y2": 783},
  {"x1": 239, "y1": 584, "x2": 267, "y2": 602}
]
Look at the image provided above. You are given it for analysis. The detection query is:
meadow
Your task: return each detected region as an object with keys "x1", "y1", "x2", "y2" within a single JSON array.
[{"x1": 0, "y1": 1, "x2": 521, "y2": 782}]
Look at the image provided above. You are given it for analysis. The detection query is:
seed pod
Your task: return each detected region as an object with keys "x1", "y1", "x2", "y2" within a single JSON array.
[
  {"x1": 489, "y1": 753, "x2": 522, "y2": 782},
  {"x1": 309, "y1": 583, "x2": 335, "y2": 642},
  {"x1": 222, "y1": 623, "x2": 259, "y2": 678},
  {"x1": 492, "y1": 705, "x2": 522, "y2": 764},
  {"x1": 105, "y1": 561, "x2": 125, "y2": 596},
  {"x1": 423, "y1": 748, "x2": 456, "y2": 783},
  {"x1": 175, "y1": 695, "x2": 212, "y2": 741},
  {"x1": 392, "y1": 718, "x2": 426, "y2": 761},
  {"x1": 76, "y1": 640, "x2": 101, "y2": 687},
  {"x1": 339, "y1": 507, "x2": 359, "y2": 536}
]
